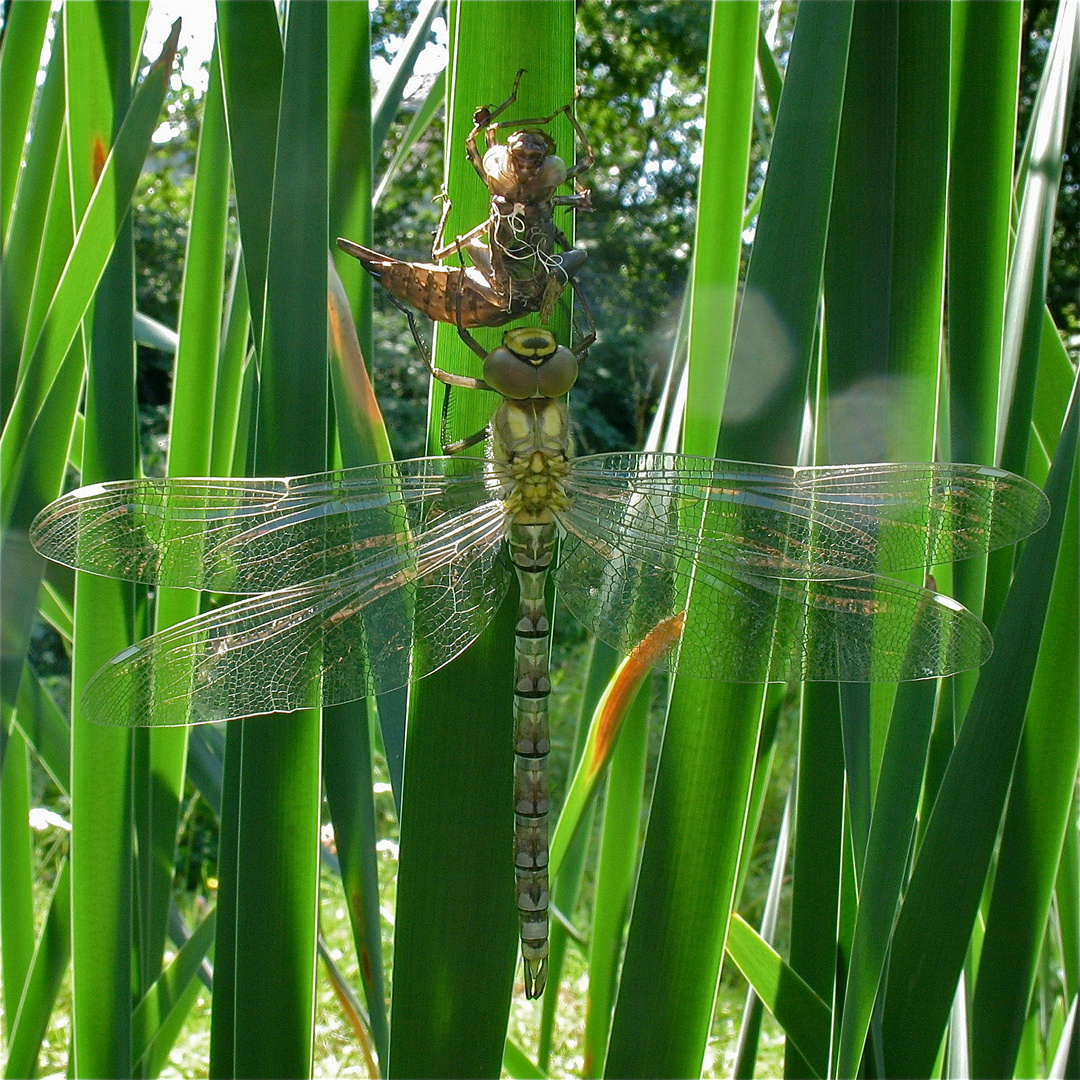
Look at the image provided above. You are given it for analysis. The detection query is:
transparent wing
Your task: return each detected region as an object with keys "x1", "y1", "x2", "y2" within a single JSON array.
[
  {"x1": 564, "y1": 453, "x2": 1048, "y2": 578},
  {"x1": 30, "y1": 456, "x2": 499, "y2": 593},
  {"x1": 554, "y1": 527, "x2": 990, "y2": 682},
  {"x1": 82, "y1": 501, "x2": 510, "y2": 726}
]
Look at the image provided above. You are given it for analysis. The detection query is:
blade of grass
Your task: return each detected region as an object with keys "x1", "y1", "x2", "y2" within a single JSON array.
[
  {"x1": 756, "y1": 26, "x2": 783, "y2": 121},
  {"x1": 1, "y1": 336, "x2": 82, "y2": 739},
  {"x1": 582, "y1": 677, "x2": 650, "y2": 1078},
  {"x1": 880, "y1": 372, "x2": 1080, "y2": 1077},
  {"x1": 209, "y1": 5, "x2": 328, "y2": 1076},
  {"x1": 970, "y1": 442, "x2": 1079, "y2": 1075},
  {"x1": 503, "y1": 1037, "x2": 548, "y2": 1080},
  {"x1": 325, "y1": 18, "x2": 394, "y2": 1051},
  {"x1": 947, "y1": 1, "x2": 1021, "y2": 470},
  {"x1": 1059, "y1": 795, "x2": 1080, "y2": 1003},
  {"x1": 1031, "y1": 308, "x2": 1076, "y2": 478},
  {"x1": 1, "y1": 3, "x2": 64, "y2": 421},
  {"x1": 371, "y1": 0, "x2": 442, "y2": 153},
  {"x1": 997, "y1": 0, "x2": 1078, "y2": 471},
  {"x1": 0, "y1": 19, "x2": 179, "y2": 519},
  {"x1": 538, "y1": 640, "x2": 618, "y2": 1069},
  {"x1": 0, "y1": 719, "x2": 34, "y2": 1040},
  {"x1": 133, "y1": 909, "x2": 217, "y2": 1075},
  {"x1": 0, "y1": 0, "x2": 51, "y2": 241},
  {"x1": 136, "y1": 31, "x2": 229, "y2": 1018},
  {"x1": 209, "y1": 244, "x2": 251, "y2": 478},
  {"x1": 732, "y1": 788, "x2": 792, "y2": 1078},
  {"x1": 325, "y1": 265, "x2": 392, "y2": 1069},
  {"x1": 2, "y1": 857, "x2": 70, "y2": 1080},
  {"x1": 214, "y1": 0, "x2": 282, "y2": 350},
  {"x1": 65, "y1": 7, "x2": 146, "y2": 1074},
  {"x1": 205, "y1": 7, "x2": 281, "y2": 1065},
  {"x1": 823, "y1": 6, "x2": 952, "y2": 1072},
  {"x1": 786, "y1": 683, "x2": 844, "y2": 1077},
  {"x1": 389, "y1": 5, "x2": 575, "y2": 1074},
  {"x1": 328, "y1": 0, "x2": 372, "y2": 362},
  {"x1": 605, "y1": 6, "x2": 850, "y2": 1075},
  {"x1": 548, "y1": 617, "x2": 683, "y2": 882},
  {"x1": 15, "y1": 659, "x2": 70, "y2": 795},
  {"x1": 725, "y1": 913, "x2": 831, "y2": 1078},
  {"x1": 985, "y1": 2, "x2": 1079, "y2": 639},
  {"x1": 683, "y1": 0, "x2": 760, "y2": 456},
  {"x1": 373, "y1": 68, "x2": 445, "y2": 207},
  {"x1": 834, "y1": 675, "x2": 939, "y2": 1076},
  {"x1": 133, "y1": 310, "x2": 178, "y2": 353}
]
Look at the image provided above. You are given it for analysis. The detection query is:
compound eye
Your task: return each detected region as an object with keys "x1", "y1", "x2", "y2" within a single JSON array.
[
  {"x1": 536, "y1": 347, "x2": 578, "y2": 398},
  {"x1": 484, "y1": 347, "x2": 537, "y2": 399}
]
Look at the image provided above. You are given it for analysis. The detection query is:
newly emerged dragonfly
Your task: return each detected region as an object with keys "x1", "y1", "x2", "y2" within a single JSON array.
[{"x1": 30, "y1": 327, "x2": 1048, "y2": 997}]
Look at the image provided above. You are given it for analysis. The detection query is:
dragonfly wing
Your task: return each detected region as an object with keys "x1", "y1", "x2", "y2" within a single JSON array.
[
  {"x1": 555, "y1": 503, "x2": 991, "y2": 682},
  {"x1": 82, "y1": 501, "x2": 509, "y2": 726},
  {"x1": 29, "y1": 457, "x2": 498, "y2": 593},
  {"x1": 566, "y1": 453, "x2": 1048, "y2": 577}
]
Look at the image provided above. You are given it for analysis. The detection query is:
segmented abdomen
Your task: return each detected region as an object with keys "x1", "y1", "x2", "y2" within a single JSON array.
[{"x1": 507, "y1": 518, "x2": 555, "y2": 999}]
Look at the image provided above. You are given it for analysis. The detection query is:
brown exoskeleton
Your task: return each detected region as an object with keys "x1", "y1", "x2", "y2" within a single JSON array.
[
  {"x1": 433, "y1": 69, "x2": 595, "y2": 319},
  {"x1": 337, "y1": 72, "x2": 595, "y2": 331},
  {"x1": 336, "y1": 236, "x2": 587, "y2": 329}
]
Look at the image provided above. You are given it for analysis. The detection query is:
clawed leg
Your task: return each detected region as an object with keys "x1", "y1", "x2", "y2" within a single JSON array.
[
  {"x1": 387, "y1": 293, "x2": 491, "y2": 391},
  {"x1": 570, "y1": 279, "x2": 597, "y2": 357},
  {"x1": 432, "y1": 217, "x2": 493, "y2": 264},
  {"x1": 439, "y1": 385, "x2": 491, "y2": 455},
  {"x1": 432, "y1": 187, "x2": 494, "y2": 265},
  {"x1": 482, "y1": 85, "x2": 584, "y2": 140},
  {"x1": 468, "y1": 69, "x2": 527, "y2": 170},
  {"x1": 561, "y1": 103, "x2": 595, "y2": 181},
  {"x1": 551, "y1": 191, "x2": 593, "y2": 211},
  {"x1": 432, "y1": 186, "x2": 455, "y2": 259},
  {"x1": 388, "y1": 290, "x2": 493, "y2": 454}
]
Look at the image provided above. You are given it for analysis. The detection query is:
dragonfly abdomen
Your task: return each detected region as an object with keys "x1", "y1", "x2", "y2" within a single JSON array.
[{"x1": 508, "y1": 518, "x2": 555, "y2": 999}]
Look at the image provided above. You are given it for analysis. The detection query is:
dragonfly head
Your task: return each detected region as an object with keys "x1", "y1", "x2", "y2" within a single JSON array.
[{"x1": 485, "y1": 327, "x2": 578, "y2": 400}]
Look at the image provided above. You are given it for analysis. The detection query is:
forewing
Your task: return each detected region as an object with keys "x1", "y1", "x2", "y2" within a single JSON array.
[
  {"x1": 565, "y1": 453, "x2": 1049, "y2": 578},
  {"x1": 82, "y1": 501, "x2": 509, "y2": 726},
  {"x1": 30, "y1": 456, "x2": 498, "y2": 592},
  {"x1": 554, "y1": 523, "x2": 991, "y2": 682}
]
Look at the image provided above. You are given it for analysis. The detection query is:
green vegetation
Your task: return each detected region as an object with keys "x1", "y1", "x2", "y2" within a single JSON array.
[{"x1": 1, "y1": 2, "x2": 1076, "y2": 1078}]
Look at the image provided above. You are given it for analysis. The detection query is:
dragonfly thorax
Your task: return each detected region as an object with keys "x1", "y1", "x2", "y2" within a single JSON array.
[{"x1": 493, "y1": 397, "x2": 572, "y2": 519}]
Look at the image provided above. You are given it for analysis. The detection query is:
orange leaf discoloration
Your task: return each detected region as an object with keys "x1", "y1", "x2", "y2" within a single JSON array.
[{"x1": 588, "y1": 611, "x2": 686, "y2": 781}]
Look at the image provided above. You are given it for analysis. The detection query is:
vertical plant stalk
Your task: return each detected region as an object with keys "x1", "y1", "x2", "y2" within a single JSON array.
[{"x1": 209, "y1": 5, "x2": 328, "y2": 1077}]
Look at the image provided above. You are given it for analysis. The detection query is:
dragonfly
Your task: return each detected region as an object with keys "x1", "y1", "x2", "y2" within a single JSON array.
[{"x1": 30, "y1": 326, "x2": 1048, "y2": 998}]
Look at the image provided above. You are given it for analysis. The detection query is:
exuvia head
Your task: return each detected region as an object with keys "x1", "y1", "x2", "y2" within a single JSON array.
[
  {"x1": 507, "y1": 128, "x2": 557, "y2": 167},
  {"x1": 483, "y1": 327, "x2": 579, "y2": 400}
]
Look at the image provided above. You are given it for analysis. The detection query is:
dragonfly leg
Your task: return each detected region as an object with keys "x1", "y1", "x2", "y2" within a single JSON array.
[
  {"x1": 571, "y1": 280, "x2": 597, "y2": 357},
  {"x1": 508, "y1": 520, "x2": 554, "y2": 999},
  {"x1": 387, "y1": 293, "x2": 492, "y2": 392},
  {"x1": 481, "y1": 83, "x2": 594, "y2": 183},
  {"x1": 439, "y1": 385, "x2": 490, "y2": 455}
]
